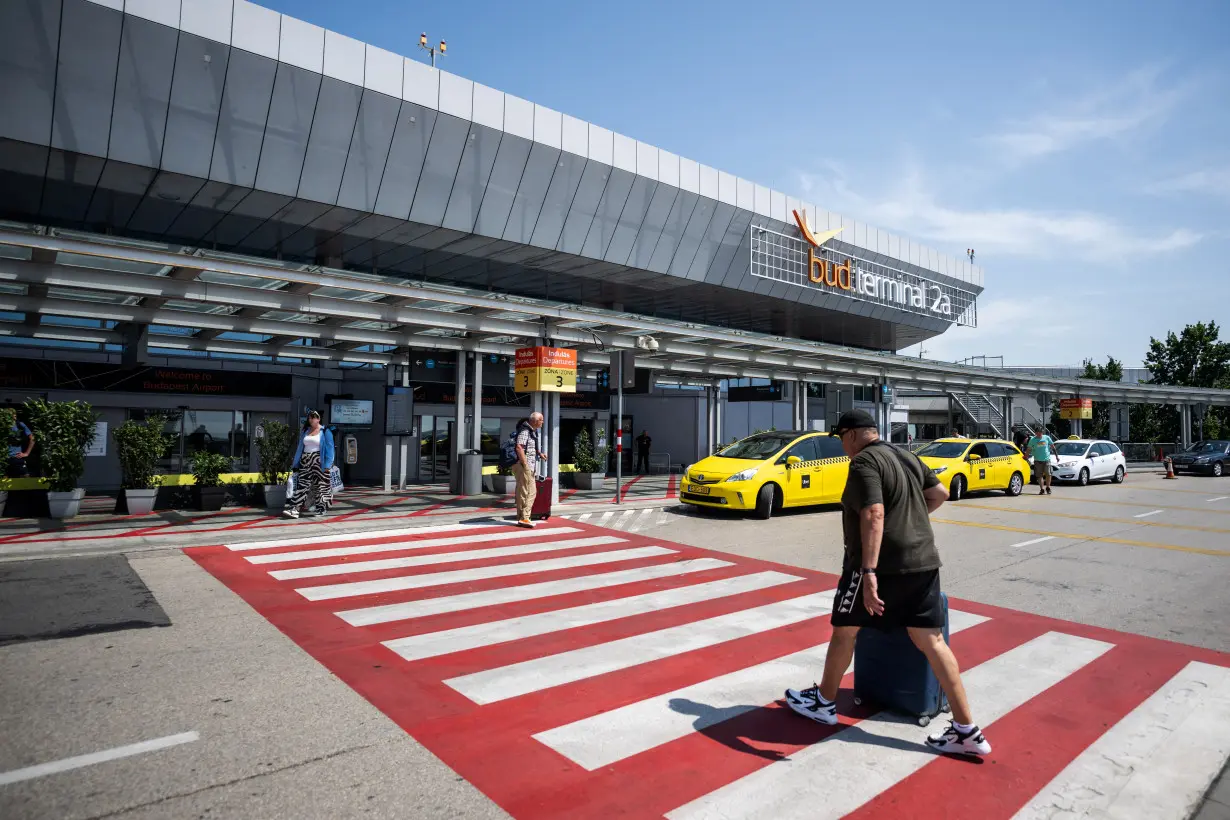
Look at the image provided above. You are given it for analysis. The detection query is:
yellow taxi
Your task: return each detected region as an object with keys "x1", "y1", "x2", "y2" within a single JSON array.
[
  {"x1": 915, "y1": 438, "x2": 1031, "y2": 500},
  {"x1": 681, "y1": 431, "x2": 849, "y2": 519}
]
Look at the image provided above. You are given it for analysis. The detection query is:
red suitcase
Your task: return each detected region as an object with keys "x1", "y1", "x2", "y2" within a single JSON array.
[{"x1": 531, "y1": 477, "x2": 553, "y2": 521}]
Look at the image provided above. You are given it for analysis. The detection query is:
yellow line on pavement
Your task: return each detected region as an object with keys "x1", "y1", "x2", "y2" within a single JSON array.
[
  {"x1": 1128, "y1": 484, "x2": 1230, "y2": 496},
  {"x1": 1055, "y1": 497, "x2": 1230, "y2": 515},
  {"x1": 956, "y1": 502, "x2": 1230, "y2": 534},
  {"x1": 931, "y1": 518, "x2": 1230, "y2": 558}
]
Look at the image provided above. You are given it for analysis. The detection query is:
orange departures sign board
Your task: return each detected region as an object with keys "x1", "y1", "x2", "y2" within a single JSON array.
[
  {"x1": 1059, "y1": 398, "x2": 1094, "y2": 420},
  {"x1": 514, "y1": 347, "x2": 578, "y2": 393}
]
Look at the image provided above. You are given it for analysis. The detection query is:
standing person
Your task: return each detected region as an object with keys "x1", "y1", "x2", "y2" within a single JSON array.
[
  {"x1": 1026, "y1": 426, "x2": 1058, "y2": 495},
  {"x1": 635, "y1": 430, "x2": 652, "y2": 474},
  {"x1": 283, "y1": 411, "x2": 335, "y2": 519},
  {"x1": 7, "y1": 412, "x2": 33, "y2": 478},
  {"x1": 514, "y1": 412, "x2": 547, "y2": 528},
  {"x1": 783, "y1": 409, "x2": 992, "y2": 756}
]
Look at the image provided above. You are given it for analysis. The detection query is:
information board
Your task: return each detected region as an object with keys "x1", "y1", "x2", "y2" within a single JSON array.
[
  {"x1": 329, "y1": 399, "x2": 374, "y2": 426},
  {"x1": 385, "y1": 386, "x2": 415, "y2": 436},
  {"x1": 1059, "y1": 398, "x2": 1093, "y2": 420},
  {"x1": 514, "y1": 347, "x2": 577, "y2": 393}
]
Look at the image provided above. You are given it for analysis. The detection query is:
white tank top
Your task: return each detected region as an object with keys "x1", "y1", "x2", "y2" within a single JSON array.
[{"x1": 302, "y1": 431, "x2": 322, "y2": 454}]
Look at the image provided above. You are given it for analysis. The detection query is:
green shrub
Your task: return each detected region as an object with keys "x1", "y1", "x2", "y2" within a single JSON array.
[
  {"x1": 113, "y1": 417, "x2": 173, "y2": 490},
  {"x1": 0, "y1": 407, "x2": 16, "y2": 437},
  {"x1": 573, "y1": 427, "x2": 608, "y2": 474},
  {"x1": 23, "y1": 399, "x2": 98, "y2": 492},
  {"x1": 190, "y1": 450, "x2": 231, "y2": 489},
  {"x1": 256, "y1": 419, "x2": 294, "y2": 486}
]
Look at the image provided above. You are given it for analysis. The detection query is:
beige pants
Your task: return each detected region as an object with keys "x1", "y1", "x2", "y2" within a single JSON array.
[{"x1": 514, "y1": 462, "x2": 537, "y2": 521}]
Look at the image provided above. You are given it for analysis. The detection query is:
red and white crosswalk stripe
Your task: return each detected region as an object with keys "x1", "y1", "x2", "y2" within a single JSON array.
[{"x1": 187, "y1": 520, "x2": 1230, "y2": 820}]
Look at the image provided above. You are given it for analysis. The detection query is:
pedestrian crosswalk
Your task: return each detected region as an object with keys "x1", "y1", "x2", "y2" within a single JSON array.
[
  {"x1": 188, "y1": 520, "x2": 1230, "y2": 820},
  {"x1": 559, "y1": 506, "x2": 673, "y2": 533}
]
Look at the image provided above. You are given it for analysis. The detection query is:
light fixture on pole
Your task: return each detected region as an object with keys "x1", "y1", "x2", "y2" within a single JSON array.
[{"x1": 418, "y1": 32, "x2": 447, "y2": 67}]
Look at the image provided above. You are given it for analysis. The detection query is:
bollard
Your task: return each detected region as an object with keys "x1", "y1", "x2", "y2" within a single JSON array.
[{"x1": 1163, "y1": 456, "x2": 1177, "y2": 480}]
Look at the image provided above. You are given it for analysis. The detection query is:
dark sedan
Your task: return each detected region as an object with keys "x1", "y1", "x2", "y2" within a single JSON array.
[{"x1": 1171, "y1": 441, "x2": 1230, "y2": 476}]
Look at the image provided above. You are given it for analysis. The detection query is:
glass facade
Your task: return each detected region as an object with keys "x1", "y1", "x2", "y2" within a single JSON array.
[{"x1": 128, "y1": 408, "x2": 265, "y2": 472}]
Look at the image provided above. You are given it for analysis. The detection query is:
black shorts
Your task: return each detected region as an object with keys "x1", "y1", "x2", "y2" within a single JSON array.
[{"x1": 831, "y1": 567, "x2": 944, "y2": 629}]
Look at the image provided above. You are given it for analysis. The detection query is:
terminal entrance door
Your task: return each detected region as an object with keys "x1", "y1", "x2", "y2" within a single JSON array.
[{"x1": 415, "y1": 415, "x2": 455, "y2": 484}]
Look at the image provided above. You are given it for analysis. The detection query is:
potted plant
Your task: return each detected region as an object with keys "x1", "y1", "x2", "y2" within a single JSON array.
[
  {"x1": 190, "y1": 450, "x2": 231, "y2": 511},
  {"x1": 255, "y1": 419, "x2": 293, "y2": 509},
  {"x1": 23, "y1": 398, "x2": 98, "y2": 519},
  {"x1": 490, "y1": 463, "x2": 515, "y2": 495},
  {"x1": 572, "y1": 427, "x2": 608, "y2": 490},
  {"x1": 112, "y1": 416, "x2": 173, "y2": 516}
]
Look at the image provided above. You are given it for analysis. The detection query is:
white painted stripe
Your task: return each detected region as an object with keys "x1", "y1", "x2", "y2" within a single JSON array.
[
  {"x1": 335, "y1": 558, "x2": 735, "y2": 626},
  {"x1": 1207, "y1": 496, "x2": 1229, "y2": 502},
  {"x1": 298, "y1": 546, "x2": 676, "y2": 602},
  {"x1": 385, "y1": 571, "x2": 804, "y2": 661},
  {"x1": 535, "y1": 609, "x2": 990, "y2": 770},
  {"x1": 445, "y1": 591, "x2": 836, "y2": 705},
  {"x1": 628, "y1": 508, "x2": 655, "y2": 532},
  {"x1": 1011, "y1": 536, "x2": 1055, "y2": 548},
  {"x1": 578, "y1": 513, "x2": 593, "y2": 523},
  {"x1": 1133, "y1": 509, "x2": 1164, "y2": 519},
  {"x1": 1013, "y1": 660, "x2": 1230, "y2": 820},
  {"x1": 597, "y1": 511, "x2": 615, "y2": 526},
  {"x1": 270, "y1": 536, "x2": 623, "y2": 580},
  {"x1": 248, "y1": 525, "x2": 583, "y2": 565},
  {"x1": 0, "y1": 732, "x2": 200, "y2": 786},
  {"x1": 225, "y1": 520, "x2": 502, "y2": 551},
  {"x1": 665, "y1": 632, "x2": 1114, "y2": 820}
]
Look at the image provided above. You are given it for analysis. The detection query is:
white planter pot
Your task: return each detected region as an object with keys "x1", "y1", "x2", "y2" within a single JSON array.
[
  {"x1": 47, "y1": 488, "x2": 85, "y2": 520},
  {"x1": 123, "y1": 488, "x2": 158, "y2": 516},
  {"x1": 490, "y1": 474, "x2": 514, "y2": 495},
  {"x1": 263, "y1": 484, "x2": 288, "y2": 509},
  {"x1": 574, "y1": 472, "x2": 606, "y2": 491}
]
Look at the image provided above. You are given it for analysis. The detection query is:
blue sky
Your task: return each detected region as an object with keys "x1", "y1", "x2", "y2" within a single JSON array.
[{"x1": 261, "y1": 0, "x2": 1229, "y2": 367}]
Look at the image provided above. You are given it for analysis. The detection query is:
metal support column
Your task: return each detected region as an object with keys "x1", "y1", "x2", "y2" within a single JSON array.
[
  {"x1": 715, "y1": 382, "x2": 723, "y2": 448},
  {"x1": 471, "y1": 353, "x2": 483, "y2": 452},
  {"x1": 1181, "y1": 404, "x2": 1192, "y2": 450},
  {"x1": 452, "y1": 349, "x2": 466, "y2": 493},
  {"x1": 383, "y1": 364, "x2": 394, "y2": 492},
  {"x1": 800, "y1": 381, "x2": 808, "y2": 431},
  {"x1": 1003, "y1": 395, "x2": 1013, "y2": 438},
  {"x1": 399, "y1": 362, "x2": 409, "y2": 489},
  {"x1": 615, "y1": 355, "x2": 624, "y2": 504},
  {"x1": 548, "y1": 392, "x2": 560, "y2": 505}
]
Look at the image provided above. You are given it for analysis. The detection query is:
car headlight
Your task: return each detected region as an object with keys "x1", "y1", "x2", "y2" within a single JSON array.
[
  {"x1": 931, "y1": 466, "x2": 948, "y2": 475},
  {"x1": 726, "y1": 468, "x2": 758, "y2": 483}
]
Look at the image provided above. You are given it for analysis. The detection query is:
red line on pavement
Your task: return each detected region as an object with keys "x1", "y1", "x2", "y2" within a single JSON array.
[
  {"x1": 328, "y1": 495, "x2": 411, "y2": 524},
  {"x1": 666, "y1": 474, "x2": 678, "y2": 498},
  {"x1": 611, "y1": 474, "x2": 645, "y2": 501},
  {"x1": 849, "y1": 640, "x2": 1194, "y2": 820},
  {"x1": 559, "y1": 489, "x2": 579, "y2": 502}
]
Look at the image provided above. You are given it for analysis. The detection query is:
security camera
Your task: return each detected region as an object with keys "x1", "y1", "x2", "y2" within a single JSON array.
[{"x1": 635, "y1": 335, "x2": 659, "y2": 352}]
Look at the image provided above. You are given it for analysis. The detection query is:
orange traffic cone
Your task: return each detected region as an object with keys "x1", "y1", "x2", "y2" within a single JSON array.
[{"x1": 1163, "y1": 456, "x2": 1177, "y2": 479}]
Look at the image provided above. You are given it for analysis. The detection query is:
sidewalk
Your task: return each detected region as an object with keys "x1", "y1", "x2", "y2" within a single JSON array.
[{"x1": 0, "y1": 474, "x2": 680, "y2": 560}]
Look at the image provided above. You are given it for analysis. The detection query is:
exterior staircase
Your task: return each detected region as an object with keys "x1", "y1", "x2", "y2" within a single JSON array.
[{"x1": 949, "y1": 392, "x2": 1006, "y2": 439}]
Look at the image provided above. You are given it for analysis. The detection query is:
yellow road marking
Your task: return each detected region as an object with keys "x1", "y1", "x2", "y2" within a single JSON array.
[
  {"x1": 931, "y1": 518, "x2": 1230, "y2": 558},
  {"x1": 1053, "y1": 496, "x2": 1230, "y2": 515},
  {"x1": 1126, "y1": 483, "x2": 1230, "y2": 496},
  {"x1": 956, "y1": 502, "x2": 1230, "y2": 534}
]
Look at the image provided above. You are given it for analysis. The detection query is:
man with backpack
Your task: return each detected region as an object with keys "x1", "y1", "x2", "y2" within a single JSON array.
[
  {"x1": 502, "y1": 413, "x2": 546, "y2": 528},
  {"x1": 783, "y1": 409, "x2": 992, "y2": 756}
]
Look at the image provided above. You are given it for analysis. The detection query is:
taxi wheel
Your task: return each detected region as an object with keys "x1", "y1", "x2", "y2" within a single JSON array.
[
  {"x1": 753, "y1": 484, "x2": 777, "y2": 520},
  {"x1": 1005, "y1": 472, "x2": 1024, "y2": 496},
  {"x1": 1078, "y1": 468, "x2": 1090, "y2": 486},
  {"x1": 1112, "y1": 465, "x2": 1125, "y2": 484},
  {"x1": 949, "y1": 474, "x2": 965, "y2": 501}
]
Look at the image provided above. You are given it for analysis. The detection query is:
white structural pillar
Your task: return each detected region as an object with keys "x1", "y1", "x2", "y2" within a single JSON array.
[
  {"x1": 800, "y1": 381, "x2": 808, "y2": 431},
  {"x1": 548, "y1": 391, "x2": 560, "y2": 505},
  {"x1": 399, "y1": 361, "x2": 409, "y2": 489},
  {"x1": 471, "y1": 353, "x2": 483, "y2": 452},
  {"x1": 452, "y1": 349, "x2": 466, "y2": 493},
  {"x1": 1181, "y1": 404, "x2": 1192, "y2": 450},
  {"x1": 383, "y1": 364, "x2": 394, "y2": 492},
  {"x1": 715, "y1": 382, "x2": 723, "y2": 447}
]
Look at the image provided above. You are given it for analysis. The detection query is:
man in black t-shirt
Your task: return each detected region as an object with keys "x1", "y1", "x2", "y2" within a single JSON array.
[{"x1": 784, "y1": 409, "x2": 992, "y2": 756}]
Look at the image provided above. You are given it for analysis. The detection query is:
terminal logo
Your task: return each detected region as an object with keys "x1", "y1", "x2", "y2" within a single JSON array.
[{"x1": 791, "y1": 210, "x2": 953, "y2": 317}]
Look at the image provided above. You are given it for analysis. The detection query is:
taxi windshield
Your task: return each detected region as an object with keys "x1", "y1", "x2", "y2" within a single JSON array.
[
  {"x1": 717, "y1": 434, "x2": 796, "y2": 460},
  {"x1": 917, "y1": 441, "x2": 969, "y2": 459},
  {"x1": 1055, "y1": 442, "x2": 1089, "y2": 456}
]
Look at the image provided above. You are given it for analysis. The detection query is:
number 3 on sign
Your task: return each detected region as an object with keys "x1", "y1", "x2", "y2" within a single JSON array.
[
  {"x1": 555, "y1": 375, "x2": 564, "y2": 387},
  {"x1": 522, "y1": 373, "x2": 529, "y2": 388}
]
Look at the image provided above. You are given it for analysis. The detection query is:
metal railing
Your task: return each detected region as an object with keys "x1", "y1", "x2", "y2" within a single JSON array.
[{"x1": 950, "y1": 392, "x2": 1005, "y2": 439}]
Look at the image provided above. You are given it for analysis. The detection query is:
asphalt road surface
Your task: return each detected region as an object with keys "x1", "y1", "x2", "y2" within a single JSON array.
[{"x1": 1, "y1": 469, "x2": 1227, "y2": 820}]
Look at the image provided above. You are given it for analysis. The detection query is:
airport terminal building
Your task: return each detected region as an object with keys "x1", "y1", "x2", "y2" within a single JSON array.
[{"x1": 0, "y1": 0, "x2": 1224, "y2": 492}]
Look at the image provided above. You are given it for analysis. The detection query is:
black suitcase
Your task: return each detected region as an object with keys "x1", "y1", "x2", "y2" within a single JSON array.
[
  {"x1": 531, "y1": 477, "x2": 553, "y2": 521},
  {"x1": 852, "y1": 591, "x2": 951, "y2": 726}
]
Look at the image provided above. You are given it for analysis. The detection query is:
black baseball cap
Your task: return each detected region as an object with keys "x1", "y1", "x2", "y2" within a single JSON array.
[{"x1": 830, "y1": 408, "x2": 878, "y2": 437}]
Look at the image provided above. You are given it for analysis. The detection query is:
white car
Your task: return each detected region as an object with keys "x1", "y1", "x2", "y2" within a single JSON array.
[{"x1": 1050, "y1": 439, "x2": 1127, "y2": 486}]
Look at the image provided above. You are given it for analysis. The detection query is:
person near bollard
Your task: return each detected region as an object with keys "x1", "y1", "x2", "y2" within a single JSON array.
[
  {"x1": 514, "y1": 412, "x2": 547, "y2": 528},
  {"x1": 635, "y1": 430, "x2": 652, "y2": 474},
  {"x1": 1025, "y1": 426, "x2": 1058, "y2": 495},
  {"x1": 783, "y1": 409, "x2": 992, "y2": 756},
  {"x1": 282, "y1": 411, "x2": 335, "y2": 519},
  {"x1": 7, "y1": 413, "x2": 34, "y2": 478}
]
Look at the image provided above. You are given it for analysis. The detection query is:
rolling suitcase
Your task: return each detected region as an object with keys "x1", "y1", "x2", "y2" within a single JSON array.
[
  {"x1": 531, "y1": 477, "x2": 553, "y2": 521},
  {"x1": 852, "y1": 591, "x2": 951, "y2": 726}
]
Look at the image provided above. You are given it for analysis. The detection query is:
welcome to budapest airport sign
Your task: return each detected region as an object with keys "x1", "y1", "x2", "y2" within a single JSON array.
[{"x1": 749, "y1": 212, "x2": 978, "y2": 327}]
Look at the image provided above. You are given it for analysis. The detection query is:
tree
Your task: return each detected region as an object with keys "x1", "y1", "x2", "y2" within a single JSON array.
[
  {"x1": 1081, "y1": 356, "x2": 1123, "y2": 440},
  {"x1": 1143, "y1": 321, "x2": 1230, "y2": 442}
]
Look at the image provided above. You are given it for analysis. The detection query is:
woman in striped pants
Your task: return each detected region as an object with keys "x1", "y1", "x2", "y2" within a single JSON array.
[{"x1": 283, "y1": 411, "x2": 335, "y2": 519}]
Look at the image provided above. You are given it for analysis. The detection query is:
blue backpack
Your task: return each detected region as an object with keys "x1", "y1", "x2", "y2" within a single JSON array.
[{"x1": 499, "y1": 423, "x2": 537, "y2": 469}]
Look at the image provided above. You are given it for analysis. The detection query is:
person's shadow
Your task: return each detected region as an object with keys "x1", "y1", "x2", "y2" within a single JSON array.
[{"x1": 667, "y1": 691, "x2": 983, "y2": 764}]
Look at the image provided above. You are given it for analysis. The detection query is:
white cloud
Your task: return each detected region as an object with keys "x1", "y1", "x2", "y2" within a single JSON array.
[
  {"x1": 988, "y1": 67, "x2": 1189, "y2": 162},
  {"x1": 1147, "y1": 167, "x2": 1230, "y2": 198},
  {"x1": 797, "y1": 168, "x2": 1202, "y2": 262}
]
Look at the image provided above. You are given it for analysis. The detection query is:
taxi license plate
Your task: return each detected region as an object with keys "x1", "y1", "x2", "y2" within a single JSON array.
[{"x1": 687, "y1": 484, "x2": 710, "y2": 495}]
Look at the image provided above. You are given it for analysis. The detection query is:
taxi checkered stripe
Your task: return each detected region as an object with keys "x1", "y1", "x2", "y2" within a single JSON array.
[{"x1": 786, "y1": 456, "x2": 849, "y2": 469}]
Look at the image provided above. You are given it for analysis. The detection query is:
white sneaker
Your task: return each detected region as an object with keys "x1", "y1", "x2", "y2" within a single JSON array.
[
  {"x1": 783, "y1": 683, "x2": 837, "y2": 725},
  {"x1": 925, "y1": 721, "x2": 992, "y2": 755},
  {"x1": 282, "y1": 509, "x2": 299, "y2": 519}
]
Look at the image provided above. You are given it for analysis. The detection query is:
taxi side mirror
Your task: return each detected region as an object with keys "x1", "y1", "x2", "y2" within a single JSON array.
[
  {"x1": 786, "y1": 455, "x2": 802, "y2": 466},
  {"x1": 967, "y1": 453, "x2": 982, "y2": 461}
]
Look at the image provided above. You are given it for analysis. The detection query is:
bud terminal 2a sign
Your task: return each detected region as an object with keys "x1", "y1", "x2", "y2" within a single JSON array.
[{"x1": 793, "y1": 211, "x2": 953, "y2": 317}]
